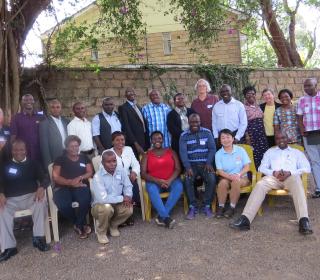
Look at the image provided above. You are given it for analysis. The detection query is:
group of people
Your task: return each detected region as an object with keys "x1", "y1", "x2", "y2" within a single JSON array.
[{"x1": 0, "y1": 77, "x2": 319, "y2": 262}]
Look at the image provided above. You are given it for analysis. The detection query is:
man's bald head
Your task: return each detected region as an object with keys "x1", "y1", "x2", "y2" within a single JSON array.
[{"x1": 101, "y1": 150, "x2": 117, "y2": 174}]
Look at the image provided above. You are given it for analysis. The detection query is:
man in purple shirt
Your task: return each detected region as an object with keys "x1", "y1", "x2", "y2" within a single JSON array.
[{"x1": 10, "y1": 94, "x2": 44, "y2": 161}]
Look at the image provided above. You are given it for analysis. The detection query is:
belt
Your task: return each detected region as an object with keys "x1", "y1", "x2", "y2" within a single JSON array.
[{"x1": 81, "y1": 149, "x2": 95, "y2": 155}]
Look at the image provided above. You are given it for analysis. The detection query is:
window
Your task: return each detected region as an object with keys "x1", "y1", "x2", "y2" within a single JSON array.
[
  {"x1": 91, "y1": 49, "x2": 99, "y2": 61},
  {"x1": 162, "y1": 32, "x2": 172, "y2": 55}
]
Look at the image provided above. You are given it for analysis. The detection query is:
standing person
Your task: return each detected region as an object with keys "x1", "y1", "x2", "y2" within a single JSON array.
[
  {"x1": 297, "y1": 78, "x2": 320, "y2": 198},
  {"x1": 67, "y1": 102, "x2": 95, "y2": 158},
  {"x1": 92, "y1": 97, "x2": 122, "y2": 155},
  {"x1": 142, "y1": 89, "x2": 171, "y2": 148},
  {"x1": 118, "y1": 88, "x2": 149, "y2": 159},
  {"x1": 243, "y1": 86, "x2": 269, "y2": 168},
  {"x1": 39, "y1": 99, "x2": 69, "y2": 171},
  {"x1": 167, "y1": 93, "x2": 195, "y2": 156},
  {"x1": 274, "y1": 89, "x2": 301, "y2": 144},
  {"x1": 212, "y1": 84, "x2": 247, "y2": 143},
  {"x1": 180, "y1": 114, "x2": 216, "y2": 219},
  {"x1": 259, "y1": 88, "x2": 281, "y2": 147},
  {"x1": 0, "y1": 108, "x2": 10, "y2": 164},
  {"x1": 0, "y1": 140, "x2": 50, "y2": 262},
  {"x1": 10, "y1": 94, "x2": 45, "y2": 161},
  {"x1": 191, "y1": 79, "x2": 219, "y2": 131}
]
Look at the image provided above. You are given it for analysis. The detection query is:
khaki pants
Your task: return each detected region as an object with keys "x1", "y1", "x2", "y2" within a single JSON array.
[
  {"x1": 0, "y1": 193, "x2": 48, "y2": 251},
  {"x1": 217, "y1": 177, "x2": 250, "y2": 205},
  {"x1": 242, "y1": 175, "x2": 308, "y2": 223},
  {"x1": 91, "y1": 203, "x2": 133, "y2": 234}
]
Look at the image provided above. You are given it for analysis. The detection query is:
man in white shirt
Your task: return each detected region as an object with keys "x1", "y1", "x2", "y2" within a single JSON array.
[
  {"x1": 91, "y1": 150, "x2": 133, "y2": 244},
  {"x1": 92, "y1": 97, "x2": 122, "y2": 154},
  {"x1": 230, "y1": 131, "x2": 313, "y2": 235},
  {"x1": 212, "y1": 84, "x2": 247, "y2": 143},
  {"x1": 67, "y1": 102, "x2": 95, "y2": 157}
]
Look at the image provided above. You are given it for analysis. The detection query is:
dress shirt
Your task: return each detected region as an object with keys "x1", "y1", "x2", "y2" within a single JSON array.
[
  {"x1": 258, "y1": 146, "x2": 311, "y2": 176},
  {"x1": 212, "y1": 98, "x2": 248, "y2": 140},
  {"x1": 175, "y1": 107, "x2": 189, "y2": 131},
  {"x1": 297, "y1": 91, "x2": 320, "y2": 132},
  {"x1": 127, "y1": 100, "x2": 145, "y2": 131},
  {"x1": 92, "y1": 111, "x2": 122, "y2": 137},
  {"x1": 106, "y1": 146, "x2": 140, "y2": 176},
  {"x1": 51, "y1": 116, "x2": 67, "y2": 147},
  {"x1": 91, "y1": 166, "x2": 133, "y2": 205},
  {"x1": 142, "y1": 102, "x2": 171, "y2": 148},
  {"x1": 67, "y1": 117, "x2": 94, "y2": 152}
]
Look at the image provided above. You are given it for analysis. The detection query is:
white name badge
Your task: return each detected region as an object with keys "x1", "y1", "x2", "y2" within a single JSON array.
[
  {"x1": 80, "y1": 163, "x2": 86, "y2": 167},
  {"x1": 9, "y1": 168, "x2": 18, "y2": 175},
  {"x1": 116, "y1": 174, "x2": 122, "y2": 180},
  {"x1": 4, "y1": 130, "x2": 10, "y2": 135},
  {"x1": 0, "y1": 136, "x2": 5, "y2": 142},
  {"x1": 200, "y1": 140, "x2": 206, "y2": 145},
  {"x1": 207, "y1": 104, "x2": 213, "y2": 109}
]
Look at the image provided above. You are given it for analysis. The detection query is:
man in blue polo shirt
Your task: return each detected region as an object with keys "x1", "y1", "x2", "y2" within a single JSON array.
[{"x1": 179, "y1": 113, "x2": 216, "y2": 219}]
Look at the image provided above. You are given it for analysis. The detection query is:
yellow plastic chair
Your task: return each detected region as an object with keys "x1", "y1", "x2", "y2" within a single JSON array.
[{"x1": 257, "y1": 144, "x2": 308, "y2": 216}]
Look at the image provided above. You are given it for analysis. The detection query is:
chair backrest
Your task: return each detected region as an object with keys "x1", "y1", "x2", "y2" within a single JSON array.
[
  {"x1": 237, "y1": 144, "x2": 257, "y2": 183},
  {"x1": 48, "y1": 163, "x2": 54, "y2": 182},
  {"x1": 92, "y1": 155, "x2": 102, "y2": 173},
  {"x1": 289, "y1": 144, "x2": 304, "y2": 152}
]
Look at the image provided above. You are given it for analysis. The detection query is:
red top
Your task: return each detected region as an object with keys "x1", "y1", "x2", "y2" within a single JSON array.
[{"x1": 147, "y1": 149, "x2": 175, "y2": 180}]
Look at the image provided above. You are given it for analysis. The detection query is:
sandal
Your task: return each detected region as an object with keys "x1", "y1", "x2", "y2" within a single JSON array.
[
  {"x1": 83, "y1": 225, "x2": 92, "y2": 235},
  {"x1": 74, "y1": 225, "x2": 88, "y2": 239}
]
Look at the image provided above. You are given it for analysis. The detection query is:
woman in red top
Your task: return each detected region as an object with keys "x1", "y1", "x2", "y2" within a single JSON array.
[{"x1": 141, "y1": 131, "x2": 183, "y2": 228}]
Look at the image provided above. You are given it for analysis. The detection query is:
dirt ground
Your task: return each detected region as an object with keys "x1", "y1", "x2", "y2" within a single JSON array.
[{"x1": 1, "y1": 186, "x2": 320, "y2": 280}]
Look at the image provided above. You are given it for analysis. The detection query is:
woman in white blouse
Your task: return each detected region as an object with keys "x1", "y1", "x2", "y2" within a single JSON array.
[{"x1": 106, "y1": 131, "x2": 140, "y2": 225}]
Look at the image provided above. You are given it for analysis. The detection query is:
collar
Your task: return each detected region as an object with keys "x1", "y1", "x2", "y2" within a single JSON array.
[
  {"x1": 51, "y1": 115, "x2": 61, "y2": 121},
  {"x1": 103, "y1": 111, "x2": 116, "y2": 118},
  {"x1": 275, "y1": 146, "x2": 292, "y2": 151},
  {"x1": 74, "y1": 116, "x2": 88, "y2": 122},
  {"x1": 175, "y1": 106, "x2": 187, "y2": 113},
  {"x1": 222, "y1": 145, "x2": 235, "y2": 154},
  {"x1": 100, "y1": 166, "x2": 121, "y2": 176},
  {"x1": 127, "y1": 100, "x2": 136, "y2": 106},
  {"x1": 12, "y1": 157, "x2": 27, "y2": 163},
  {"x1": 150, "y1": 102, "x2": 163, "y2": 107}
]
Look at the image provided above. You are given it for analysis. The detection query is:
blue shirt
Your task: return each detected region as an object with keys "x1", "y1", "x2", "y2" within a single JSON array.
[
  {"x1": 179, "y1": 127, "x2": 216, "y2": 169},
  {"x1": 215, "y1": 145, "x2": 251, "y2": 175},
  {"x1": 142, "y1": 102, "x2": 171, "y2": 148}
]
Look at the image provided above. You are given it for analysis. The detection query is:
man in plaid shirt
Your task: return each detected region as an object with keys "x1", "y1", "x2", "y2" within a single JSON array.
[
  {"x1": 142, "y1": 89, "x2": 171, "y2": 148},
  {"x1": 297, "y1": 78, "x2": 320, "y2": 198}
]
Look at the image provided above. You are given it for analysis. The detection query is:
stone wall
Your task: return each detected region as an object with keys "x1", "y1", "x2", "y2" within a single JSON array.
[{"x1": 22, "y1": 66, "x2": 320, "y2": 119}]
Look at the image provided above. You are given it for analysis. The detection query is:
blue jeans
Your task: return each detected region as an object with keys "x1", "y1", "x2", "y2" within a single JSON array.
[
  {"x1": 146, "y1": 178, "x2": 183, "y2": 219},
  {"x1": 303, "y1": 137, "x2": 320, "y2": 191},
  {"x1": 53, "y1": 187, "x2": 91, "y2": 229}
]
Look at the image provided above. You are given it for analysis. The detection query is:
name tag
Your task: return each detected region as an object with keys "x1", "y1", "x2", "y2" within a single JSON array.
[
  {"x1": 116, "y1": 174, "x2": 122, "y2": 180},
  {"x1": 207, "y1": 104, "x2": 213, "y2": 109},
  {"x1": 4, "y1": 130, "x2": 10, "y2": 135},
  {"x1": 200, "y1": 140, "x2": 206, "y2": 145},
  {"x1": 80, "y1": 163, "x2": 86, "y2": 167},
  {"x1": 0, "y1": 136, "x2": 5, "y2": 142},
  {"x1": 9, "y1": 168, "x2": 18, "y2": 175},
  {"x1": 37, "y1": 111, "x2": 44, "y2": 115}
]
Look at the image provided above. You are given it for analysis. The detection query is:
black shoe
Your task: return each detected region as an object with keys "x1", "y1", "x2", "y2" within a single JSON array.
[
  {"x1": 215, "y1": 206, "x2": 224, "y2": 219},
  {"x1": 224, "y1": 206, "x2": 235, "y2": 218},
  {"x1": 32, "y1": 236, "x2": 50, "y2": 252},
  {"x1": 229, "y1": 215, "x2": 250, "y2": 231},
  {"x1": 164, "y1": 217, "x2": 175, "y2": 229},
  {"x1": 155, "y1": 216, "x2": 165, "y2": 226},
  {"x1": 312, "y1": 191, "x2": 320, "y2": 198},
  {"x1": 299, "y1": 217, "x2": 313, "y2": 235},
  {"x1": 0, "y1": 248, "x2": 18, "y2": 262}
]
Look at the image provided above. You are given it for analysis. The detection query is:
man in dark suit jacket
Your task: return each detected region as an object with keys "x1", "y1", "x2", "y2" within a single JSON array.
[
  {"x1": 118, "y1": 88, "x2": 149, "y2": 159},
  {"x1": 39, "y1": 99, "x2": 69, "y2": 171},
  {"x1": 167, "y1": 93, "x2": 195, "y2": 155}
]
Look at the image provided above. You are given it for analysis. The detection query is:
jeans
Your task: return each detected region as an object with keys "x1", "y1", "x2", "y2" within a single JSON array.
[
  {"x1": 303, "y1": 137, "x2": 320, "y2": 192},
  {"x1": 146, "y1": 178, "x2": 183, "y2": 219},
  {"x1": 184, "y1": 163, "x2": 216, "y2": 207},
  {"x1": 53, "y1": 187, "x2": 91, "y2": 229}
]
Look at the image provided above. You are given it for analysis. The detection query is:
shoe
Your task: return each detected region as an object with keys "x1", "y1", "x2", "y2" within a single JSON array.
[
  {"x1": 109, "y1": 227, "x2": 120, "y2": 237},
  {"x1": 96, "y1": 233, "x2": 109, "y2": 244},
  {"x1": 84, "y1": 225, "x2": 92, "y2": 235},
  {"x1": 224, "y1": 206, "x2": 235, "y2": 219},
  {"x1": 155, "y1": 216, "x2": 165, "y2": 226},
  {"x1": 32, "y1": 236, "x2": 50, "y2": 252},
  {"x1": 164, "y1": 217, "x2": 175, "y2": 229},
  {"x1": 299, "y1": 217, "x2": 313, "y2": 235},
  {"x1": 0, "y1": 248, "x2": 18, "y2": 262},
  {"x1": 229, "y1": 215, "x2": 251, "y2": 231},
  {"x1": 215, "y1": 206, "x2": 224, "y2": 219},
  {"x1": 203, "y1": 205, "x2": 213, "y2": 218},
  {"x1": 186, "y1": 206, "x2": 196, "y2": 220},
  {"x1": 74, "y1": 225, "x2": 88, "y2": 239},
  {"x1": 312, "y1": 191, "x2": 320, "y2": 198}
]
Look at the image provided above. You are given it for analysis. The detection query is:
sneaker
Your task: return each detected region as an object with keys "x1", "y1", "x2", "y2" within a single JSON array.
[
  {"x1": 215, "y1": 206, "x2": 224, "y2": 219},
  {"x1": 32, "y1": 236, "x2": 50, "y2": 252},
  {"x1": 186, "y1": 206, "x2": 196, "y2": 220},
  {"x1": 96, "y1": 233, "x2": 109, "y2": 244},
  {"x1": 164, "y1": 217, "x2": 176, "y2": 229},
  {"x1": 312, "y1": 191, "x2": 320, "y2": 198},
  {"x1": 224, "y1": 206, "x2": 235, "y2": 218},
  {"x1": 109, "y1": 227, "x2": 120, "y2": 237},
  {"x1": 155, "y1": 216, "x2": 165, "y2": 226},
  {"x1": 203, "y1": 205, "x2": 213, "y2": 218}
]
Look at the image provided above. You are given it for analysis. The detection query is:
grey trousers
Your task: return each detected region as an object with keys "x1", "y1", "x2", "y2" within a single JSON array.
[{"x1": 0, "y1": 193, "x2": 48, "y2": 251}]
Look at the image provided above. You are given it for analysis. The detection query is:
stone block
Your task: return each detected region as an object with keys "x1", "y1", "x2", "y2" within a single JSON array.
[
  {"x1": 105, "y1": 88, "x2": 120, "y2": 97},
  {"x1": 73, "y1": 88, "x2": 89, "y2": 98},
  {"x1": 90, "y1": 80, "x2": 107, "y2": 88},
  {"x1": 122, "y1": 80, "x2": 137, "y2": 88},
  {"x1": 74, "y1": 80, "x2": 91, "y2": 89},
  {"x1": 89, "y1": 88, "x2": 105, "y2": 98},
  {"x1": 99, "y1": 71, "x2": 114, "y2": 80},
  {"x1": 67, "y1": 71, "x2": 83, "y2": 80},
  {"x1": 113, "y1": 71, "x2": 129, "y2": 80},
  {"x1": 263, "y1": 71, "x2": 274, "y2": 78},
  {"x1": 84, "y1": 71, "x2": 100, "y2": 80},
  {"x1": 105, "y1": 79, "x2": 122, "y2": 88}
]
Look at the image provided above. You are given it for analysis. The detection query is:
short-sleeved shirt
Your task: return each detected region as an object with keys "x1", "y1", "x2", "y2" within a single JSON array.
[
  {"x1": 296, "y1": 92, "x2": 320, "y2": 132},
  {"x1": 53, "y1": 154, "x2": 90, "y2": 190},
  {"x1": 263, "y1": 105, "x2": 275, "y2": 136},
  {"x1": 215, "y1": 145, "x2": 251, "y2": 175}
]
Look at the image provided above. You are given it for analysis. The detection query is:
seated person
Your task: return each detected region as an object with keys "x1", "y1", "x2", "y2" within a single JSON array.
[
  {"x1": 215, "y1": 129, "x2": 251, "y2": 218},
  {"x1": 91, "y1": 150, "x2": 133, "y2": 244},
  {"x1": 0, "y1": 140, "x2": 50, "y2": 262},
  {"x1": 230, "y1": 131, "x2": 313, "y2": 235},
  {"x1": 141, "y1": 131, "x2": 183, "y2": 228},
  {"x1": 179, "y1": 114, "x2": 216, "y2": 219},
  {"x1": 52, "y1": 135, "x2": 93, "y2": 239}
]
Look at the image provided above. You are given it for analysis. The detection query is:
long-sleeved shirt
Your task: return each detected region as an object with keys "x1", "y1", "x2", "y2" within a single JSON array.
[
  {"x1": 179, "y1": 127, "x2": 216, "y2": 169},
  {"x1": 91, "y1": 166, "x2": 133, "y2": 205},
  {"x1": 212, "y1": 98, "x2": 247, "y2": 141},
  {"x1": 258, "y1": 146, "x2": 311, "y2": 176}
]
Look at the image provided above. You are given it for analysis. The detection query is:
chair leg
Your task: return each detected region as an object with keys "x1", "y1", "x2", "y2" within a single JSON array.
[
  {"x1": 268, "y1": 197, "x2": 275, "y2": 207},
  {"x1": 183, "y1": 193, "x2": 188, "y2": 214},
  {"x1": 143, "y1": 190, "x2": 151, "y2": 222},
  {"x1": 45, "y1": 215, "x2": 51, "y2": 244},
  {"x1": 137, "y1": 178, "x2": 146, "y2": 221},
  {"x1": 93, "y1": 218, "x2": 97, "y2": 234},
  {"x1": 211, "y1": 197, "x2": 217, "y2": 213},
  {"x1": 51, "y1": 209, "x2": 60, "y2": 243},
  {"x1": 258, "y1": 207, "x2": 263, "y2": 216}
]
